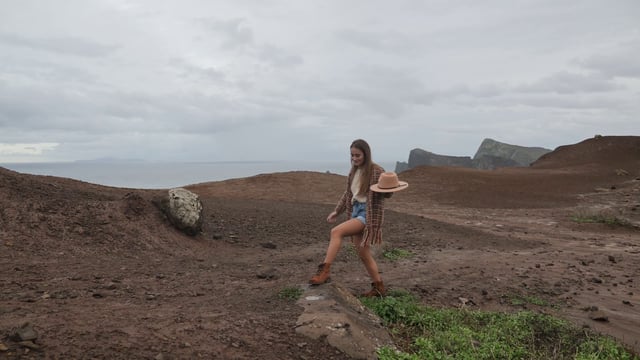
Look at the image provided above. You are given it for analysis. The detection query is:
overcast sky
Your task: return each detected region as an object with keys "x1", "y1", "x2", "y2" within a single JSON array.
[{"x1": 1, "y1": 0, "x2": 638, "y2": 164}]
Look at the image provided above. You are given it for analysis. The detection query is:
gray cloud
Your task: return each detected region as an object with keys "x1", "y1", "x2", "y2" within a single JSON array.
[
  {"x1": 491, "y1": 94, "x2": 625, "y2": 110},
  {"x1": 0, "y1": 1, "x2": 638, "y2": 164},
  {"x1": 196, "y1": 16, "x2": 303, "y2": 69},
  {"x1": 514, "y1": 71, "x2": 621, "y2": 94},
  {"x1": 202, "y1": 18, "x2": 254, "y2": 50},
  {"x1": 578, "y1": 38, "x2": 640, "y2": 79},
  {"x1": 168, "y1": 58, "x2": 227, "y2": 83},
  {"x1": 0, "y1": 33, "x2": 119, "y2": 57},
  {"x1": 324, "y1": 64, "x2": 436, "y2": 118},
  {"x1": 257, "y1": 44, "x2": 304, "y2": 68},
  {"x1": 337, "y1": 29, "x2": 415, "y2": 54}
]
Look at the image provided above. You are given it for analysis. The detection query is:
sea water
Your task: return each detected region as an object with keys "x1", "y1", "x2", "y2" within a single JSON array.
[{"x1": 1, "y1": 161, "x2": 396, "y2": 189}]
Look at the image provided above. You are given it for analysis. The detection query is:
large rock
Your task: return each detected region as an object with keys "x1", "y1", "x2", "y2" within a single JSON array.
[
  {"x1": 395, "y1": 138, "x2": 552, "y2": 172},
  {"x1": 473, "y1": 138, "x2": 551, "y2": 168},
  {"x1": 157, "y1": 188, "x2": 203, "y2": 236},
  {"x1": 407, "y1": 148, "x2": 474, "y2": 168},
  {"x1": 472, "y1": 154, "x2": 520, "y2": 170},
  {"x1": 394, "y1": 161, "x2": 410, "y2": 173},
  {"x1": 296, "y1": 283, "x2": 395, "y2": 359}
]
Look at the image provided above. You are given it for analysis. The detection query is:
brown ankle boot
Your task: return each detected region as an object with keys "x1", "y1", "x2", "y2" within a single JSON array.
[
  {"x1": 361, "y1": 281, "x2": 386, "y2": 297},
  {"x1": 309, "y1": 263, "x2": 331, "y2": 285}
]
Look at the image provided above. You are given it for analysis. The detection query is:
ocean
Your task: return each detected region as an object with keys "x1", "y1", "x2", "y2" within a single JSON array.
[{"x1": 1, "y1": 161, "x2": 397, "y2": 189}]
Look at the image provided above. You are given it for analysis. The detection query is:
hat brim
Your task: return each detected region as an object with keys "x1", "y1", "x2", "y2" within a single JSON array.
[{"x1": 370, "y1": 182, "x2": 409, "y2": 193}]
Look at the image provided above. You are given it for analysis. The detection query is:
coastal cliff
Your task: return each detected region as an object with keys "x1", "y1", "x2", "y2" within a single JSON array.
[{"x1": 396, "y1": 138, "x2": 552, "y2": 172}]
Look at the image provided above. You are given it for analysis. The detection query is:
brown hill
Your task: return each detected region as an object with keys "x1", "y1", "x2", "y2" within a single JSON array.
[
  {"x1": 532, "y1": 135, "x2": 640, "y2": 170},
  {"x1": 0, "y1": 167, "x2": 179, "y2": 256},
  {"x1": 1, "y1": 135, "x2": 639, "y2": 358}
]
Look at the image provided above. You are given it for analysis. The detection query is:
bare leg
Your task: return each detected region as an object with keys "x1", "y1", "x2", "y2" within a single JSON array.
[
  {"x1": 323, "y1": 219, "x2": 365, "y2": 264},
  {"x1": 351, "y1": 235, "x2": 382, "y2": 282}
]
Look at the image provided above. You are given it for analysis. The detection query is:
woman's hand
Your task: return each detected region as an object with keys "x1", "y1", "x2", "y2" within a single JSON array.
[{"x1": 327, "y1": 211, "x2": 338, "y2": 223}]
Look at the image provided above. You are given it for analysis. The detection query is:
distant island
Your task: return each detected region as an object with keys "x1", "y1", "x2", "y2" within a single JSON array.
[
  {"x1": 74, "y1": 157, "x2": 147, "y2": 163},
  {"x1": 395, "y1": 138, "x2": 552, "y2": 172}
]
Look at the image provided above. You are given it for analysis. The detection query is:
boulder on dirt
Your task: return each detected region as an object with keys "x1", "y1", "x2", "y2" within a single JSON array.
[
  {"x1": 589, "y1": 310, "x2": 610, "y2": 322},
  {"x1": 156, "y1": 188, "x2": 203, "y2": 236}
]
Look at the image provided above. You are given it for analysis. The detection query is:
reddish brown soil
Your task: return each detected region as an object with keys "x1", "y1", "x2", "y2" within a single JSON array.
[{"x1": 1, "y1": 135, "x2": 639, "y2": 359}]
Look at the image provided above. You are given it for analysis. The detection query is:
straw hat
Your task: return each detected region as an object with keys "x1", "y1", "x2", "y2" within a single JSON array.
[{"x1": 370, "y1": 172, "x2": 409, "y2": 193}]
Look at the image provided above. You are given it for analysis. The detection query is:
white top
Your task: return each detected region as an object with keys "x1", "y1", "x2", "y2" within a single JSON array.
[{"x1": 351, "y1": 168, "x2": 367, "y2": 204}]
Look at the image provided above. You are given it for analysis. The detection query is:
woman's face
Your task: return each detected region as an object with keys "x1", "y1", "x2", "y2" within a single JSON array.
[{"x1": 351, "y1": 147, "x2": 365, "y2": 167}]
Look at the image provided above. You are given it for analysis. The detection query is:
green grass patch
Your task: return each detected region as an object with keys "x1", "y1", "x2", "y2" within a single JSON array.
[
  {"x1": 571, "y1": 208, "x2": 631, "y2": 227},
  {"x1": 345, "y1": 244, "x2": 360, "y2": 260},
  {"x1": 277, "y1": 286, "x2": 303, "y2": 301},
  {"x1": 362, "y1": 291, "x2": 638, "y2": 359},
  {"x1": 383, "y1": 248, "x2": 413, "y2": 261},
  {"x1": 572, "y1": 215, "x2": 630, "y2": 226},
  {"x1": 508, "y1": 294, "x2": 549, "y2": 307}
]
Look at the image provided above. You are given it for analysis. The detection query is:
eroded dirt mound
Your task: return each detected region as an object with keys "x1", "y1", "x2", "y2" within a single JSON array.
[
  {"x1": 1, "y1": 136, "x2": 639, "y2": 358},
  {"x1": 0, "y1": 167, "x2": 182, "y2": 257}
]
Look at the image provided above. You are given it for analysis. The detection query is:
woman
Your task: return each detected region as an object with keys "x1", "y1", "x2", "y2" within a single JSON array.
[{"x1": 309, "y1": 139, "x2": 408, "y2": 297}]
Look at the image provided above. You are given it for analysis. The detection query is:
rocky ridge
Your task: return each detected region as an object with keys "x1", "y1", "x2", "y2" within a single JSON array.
[{"x1": 395, "y1": 138, "x2": 552, "y2": 172}]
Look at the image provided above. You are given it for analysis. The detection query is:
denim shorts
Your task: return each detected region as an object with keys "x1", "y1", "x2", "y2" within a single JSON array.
[{"x1": 351, "y1": 201, "x2": 366, "y2": 225}]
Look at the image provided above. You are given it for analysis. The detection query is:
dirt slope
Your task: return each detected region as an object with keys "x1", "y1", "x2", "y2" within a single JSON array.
[{"x1": 1, "y1": 135, "x2": 639, "y2": 358}]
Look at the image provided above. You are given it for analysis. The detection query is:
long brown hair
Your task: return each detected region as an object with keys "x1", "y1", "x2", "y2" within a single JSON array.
[{"x1": 350, "y1": 139, "x2": 377, "y2": 195}]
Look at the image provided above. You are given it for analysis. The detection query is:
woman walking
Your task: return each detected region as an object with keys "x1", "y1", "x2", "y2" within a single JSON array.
[{"x1": 309, "y1": 139, "x2": 408, "y2": 297}]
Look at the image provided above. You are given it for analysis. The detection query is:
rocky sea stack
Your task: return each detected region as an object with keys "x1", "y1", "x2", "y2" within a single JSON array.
[{"x1": 395, "y1": 138, "x2": 552, "y2": 172}]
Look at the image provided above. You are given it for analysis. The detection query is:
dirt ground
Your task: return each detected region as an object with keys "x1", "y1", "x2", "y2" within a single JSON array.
[{"x1": 1, "y1": 135, "x2": 639, "y2": 359}]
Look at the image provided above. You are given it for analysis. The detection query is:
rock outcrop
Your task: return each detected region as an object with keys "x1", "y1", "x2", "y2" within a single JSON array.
[
  {"x1": 473, "y1": 138, "x2": 551, "y2": 168},
  {"x1": 409, "y1": 149, "x2": 474, "y2": 168},
  {"x1": 296, "y1": 283, "x2": 395, "y2": 359},
  {"x1": 156, "y1": 188, "x2": 203, "y2": 236},
  {"x1": 472, "y1": 154, "x2": 520, "y2": 170},
  {"x1": 396, "y1": 138, "x2": 552, "y2": 172}
]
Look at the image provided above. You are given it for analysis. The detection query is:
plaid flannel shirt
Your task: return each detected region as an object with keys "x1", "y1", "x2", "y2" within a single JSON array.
[{"x1": 334, "y1": 165, "x2": 387, "y2": 245}]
